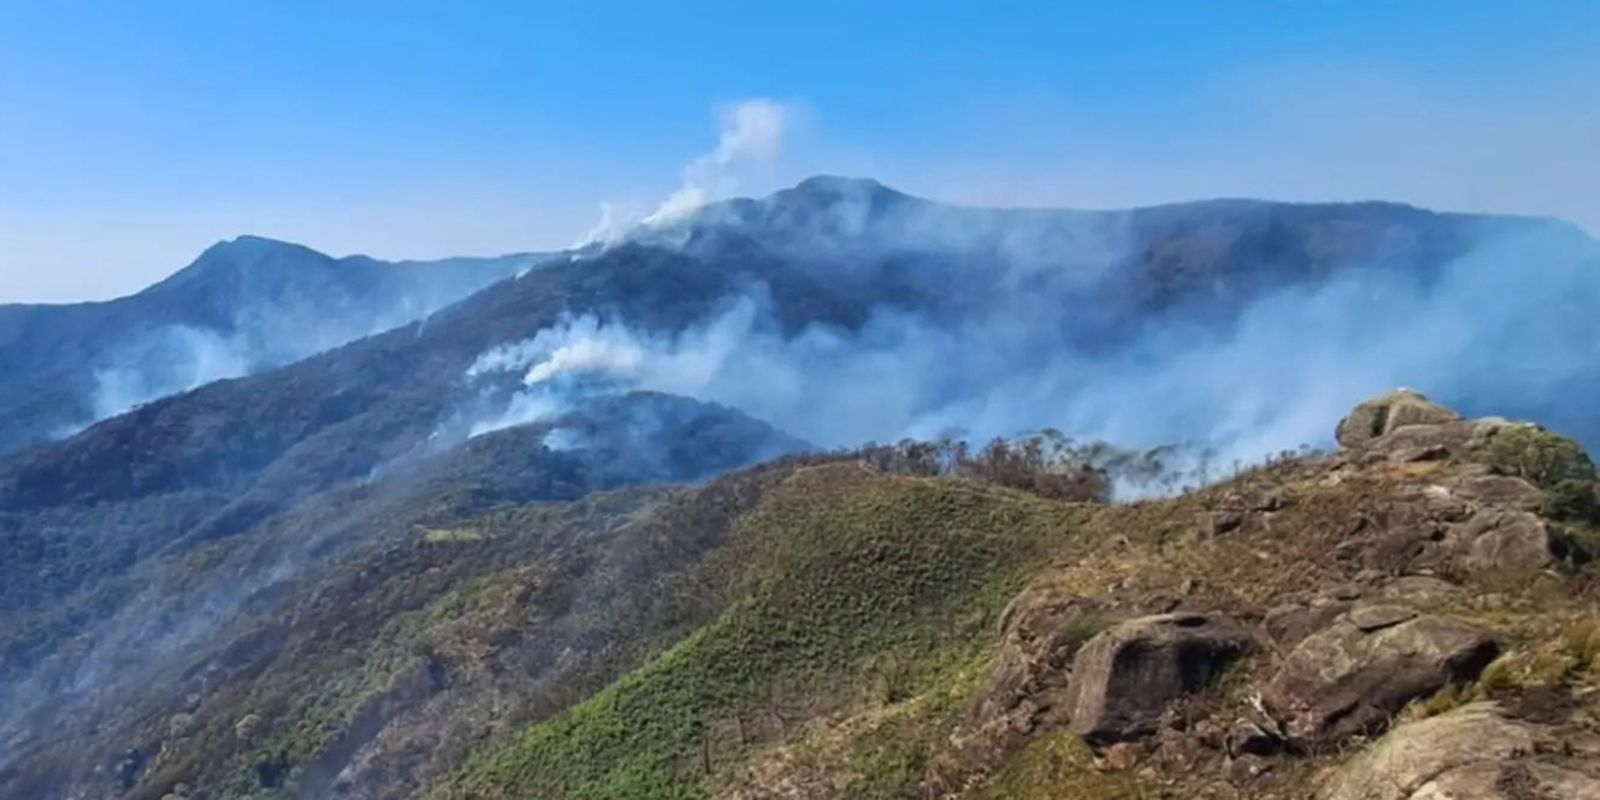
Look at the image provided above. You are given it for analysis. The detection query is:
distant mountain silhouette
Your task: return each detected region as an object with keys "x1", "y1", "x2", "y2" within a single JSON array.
[{"x1": 0, "y1": 237, "x2": 548, "y2": 455}]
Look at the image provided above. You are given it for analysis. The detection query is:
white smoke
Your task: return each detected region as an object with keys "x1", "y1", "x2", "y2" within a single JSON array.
[
  {"x1": 466, "y1": 300, "x2": 758, "y2": 437},
  {"x1": 571, "y1": 202, "x2": 622, "y2": 250},
  {"x1": 60, "y1": 254, "x2": 537, "y2": 438},
  {"x1": 575, "y1": 99, "x2": 795, "y2": 248},
  {"x1": 642, "y1": 98, "x2": 789, "y2": 227},
  {"x1": 81, "y1": 325, "x2": 253, "y2": 423},
  {"x1": 467, "y1": 388, "x2": 569, "y2": 438},
  {"x1": 465, "y1": 220, "x2": 1600, "y2": 495}
]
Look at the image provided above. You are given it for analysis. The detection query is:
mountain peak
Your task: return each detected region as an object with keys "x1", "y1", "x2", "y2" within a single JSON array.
[
  {"x1": 790, "y1": 174, "x2": 890, "y2": 195},
  {"x1": 139, "y1": 236, "x2": 339, "y2": 302},
  {"x1": 778, "y1": 175, "x2": 913, "y2": 209},
  {"x1": 195, "y1": 234, "x2": 323, "y2": 263}
]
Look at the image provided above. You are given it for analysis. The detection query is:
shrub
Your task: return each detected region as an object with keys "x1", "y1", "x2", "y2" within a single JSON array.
[
  {"x1": 1477, "y1": 425, "x2": 1597, "y2": 489},
  {"x1": 852, "y1": 435, "x2": 1111, "y2": 503},
  {"x1": 1540, "y1": 479, "x2": 1600, "y2": 525}
]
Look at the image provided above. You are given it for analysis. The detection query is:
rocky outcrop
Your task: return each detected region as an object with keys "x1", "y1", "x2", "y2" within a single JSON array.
[
  {"x1": 1322, "y1": 702, "x2": 1600, "y2": 800},
  {"x1": 1326, "y1": 419, "x2": 1583, "y2": 578},
  {"x1": 1332, "y1": 390, "x2": 1547, "y2": 472},
  {"x1": 1263, "y1": 598, "x2": 1354, "y2": 649},
  {"x1": 1361, "y1": 418, "x2": 1515, "y2": 462},
  {"x1": 1263, "y1": 606, "x2": 1498, "y2": 745},
  {"x1": 1396, "y1": 466, "x2": 1578, "y2": 575},
  {"x1": 1450, "y1": 509, "x2": 1574, "y2": 573},
  {"x1": 1065, "y1": 613, "x2": 1255, "y2": 744},
  {"x1": 964, "y1": 591, "x2": 1096, "y2": 745},
  {"x1": 927, "y1": 590, "x2": 1105, "y2": 794},
  {"x1": 1442, "y1": 470, "x2": 1543, "y2": 508},
  {"x1": 704, "y1": 394, "x2": 1600, "y2": 800},
  {"x1": 1336, "y1": 390, "x2": 1461, "y2": 449}
]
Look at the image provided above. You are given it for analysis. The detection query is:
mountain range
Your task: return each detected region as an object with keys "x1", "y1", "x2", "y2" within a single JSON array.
[
  {"x1": 3, "y1": 177, "x2": 1600, "y2": 799},
  {"x1": 0, "y1": 237, "x2": 546, "y2": 456}
]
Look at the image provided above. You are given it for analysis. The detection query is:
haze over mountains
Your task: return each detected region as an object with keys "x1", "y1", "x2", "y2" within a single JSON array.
[
  {"x1": 0, "y1": 238, "x2": 547, "y2": 456},
  {"x1": 4, "y1": 177, "x2": 1600, "y2": 798},
  {"x1": 619, "y1": 177, "x2": 1600, "y2": 458}
]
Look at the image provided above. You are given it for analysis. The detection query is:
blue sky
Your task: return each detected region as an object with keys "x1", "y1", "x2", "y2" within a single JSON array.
[{"x1": 3, "y1": 1, "x2": 1598, "y2": 302}]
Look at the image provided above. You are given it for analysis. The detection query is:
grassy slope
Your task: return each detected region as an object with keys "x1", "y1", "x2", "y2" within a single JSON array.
[
  {"x1": 127, "y1": 463, "x2": 788, "y2": 800},
  {"x1": 14, "y1": 421, "x2": 1597, "y2": 800},
  {"x1": 0, "y1": 392, "x2": 798, "y2": 799},
  {"x1": 438, "y1": 463, "x2": 1087, "y2": 799},
  {"x1": 438, "y1": 426, "x2": 1600, "y2": 800}
]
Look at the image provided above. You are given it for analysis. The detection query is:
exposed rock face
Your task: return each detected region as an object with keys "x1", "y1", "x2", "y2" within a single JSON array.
[
  {"x1": 1321, "y1": 435, "x2": 1579, "y2": 579},
  {"x1": 1263, "y1": 599, "x2": 1353, "y2": 648},
  {"x1": 1264, "y1": 607, "x2": 1498, "y2": 745},
  {"x1": 960, "y1": 591, "x2": 1097, "y2": 751},
  {"x1": 1336, "y1": 390, "x2": 1461, "y2": 449},
  {"x1": 1322, "y1": 702, "x2": 1600, "y2": 800},
  {"x1": 917, "y1": 396, "x2": 1600, "y2": 798},
  {"x1": 1451, "y1": 509, "x2": 1572, "y2": 573},
  {"x1": 1065, "y1": 613, "x2": 1255, "y2": 744},
  {"x1": 1443, "y1": 471, "x2": 1543, "y2": 508},
  {"x1": 925, "y1": 589, "x2": 1109, "y2": 795},
  {"x1": 1361, "y1": 463, "x2": 1574, "y2": 577},
  {"x1": 1360, "y1": 419, "x2": 1510, "y2": 463}
]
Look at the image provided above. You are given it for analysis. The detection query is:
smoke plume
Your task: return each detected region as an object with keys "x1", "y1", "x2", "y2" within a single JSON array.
[
  {"x1": 576, "y1": 99, "x2": 794, "y2": 247},
  {"x1": 472, "y1": 205, "x2": 1600, "y2": 497}
]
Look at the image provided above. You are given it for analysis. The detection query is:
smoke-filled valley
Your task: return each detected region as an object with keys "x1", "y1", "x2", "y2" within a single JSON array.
[
  {"x1": 466, "y1": 178, "x2": 1600, "y2": 479},
  {"x1": 4, "y1": 177, "x2": 1600, "y2": 799}
]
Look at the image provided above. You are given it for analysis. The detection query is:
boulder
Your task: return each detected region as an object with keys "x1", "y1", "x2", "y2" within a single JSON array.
[
  {"x1": 1337, "y1": 390, "x2": 1461, "y2": 449},
  {"x1": 1065, "y1": 612, "x2": 1255, "y2": 744},
  {"x1": 969, "y1": 589, "x2": 1097, "y2": 737},
  {"x1": 1263, "y1": 599, "x2": 1353, "y2": 648},
  {"x1": 1322, "y1": 702, "x2": 1600, "y2": 800},
  {"x1": 1392, "y1": 484, "x2": 1475, "y2": 523},
  {"x1": 1364, "y1": 421, "x2": 1484, "y2": 462},
  {"x1": 929, "y1": 589, "x2": 1103, "y2": 791},
  {"x1": 1442, "y1": 472, "x2": 1542, "y2": 509},
  {"x1": 1451, "y1": 509, "x2": 1573, "y2": 573},
  {"x1": 1263, "y1": 607, "x2": 1497, "y2": 745}
]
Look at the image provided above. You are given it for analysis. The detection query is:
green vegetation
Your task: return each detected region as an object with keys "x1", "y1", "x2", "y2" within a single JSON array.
[
  {"x1": 968, "y1": 732, "x2": 1146, "y2": 800},
  {"x1": 1403, "y1": 610, "x2": 1600, "y2": 727},
  {"x1": 1478, "y1": 614, "x2": 1600, "y2": 693},
  {"x1": 439, "y1": 467, "x2": 1081, "y2": 799},
  {"x1": 1473, "y1": 423, "x2": 1598, "y2": 491},
  {"x1": 1472, "y1": 424, "x2": 1600, "y2": 559},
  {"x1": 15, "y1": 406, "x2": 1600, "y2": 800},
  {"x1": 416, "y1": 424, "x2": 1600, "y2": 800}
]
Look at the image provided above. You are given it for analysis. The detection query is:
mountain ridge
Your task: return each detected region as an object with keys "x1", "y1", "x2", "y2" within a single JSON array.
[
  {"x1": 5, "y1": 177, "x2": 1600, "y2": 798},
  {"x1": 0, "y1": 235, "x2": 548, "y2": 312},
  {"x1": 0, "y1": 237, "x2": 550, "y2": 456},
  {"x1": 8, "y1": 389, "x2": 1599, "y2": 799}
]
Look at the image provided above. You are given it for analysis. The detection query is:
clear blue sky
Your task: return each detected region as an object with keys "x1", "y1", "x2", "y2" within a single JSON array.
[{"x1": 3, "y1": 1, "x2": 1598, "y2": 302}]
